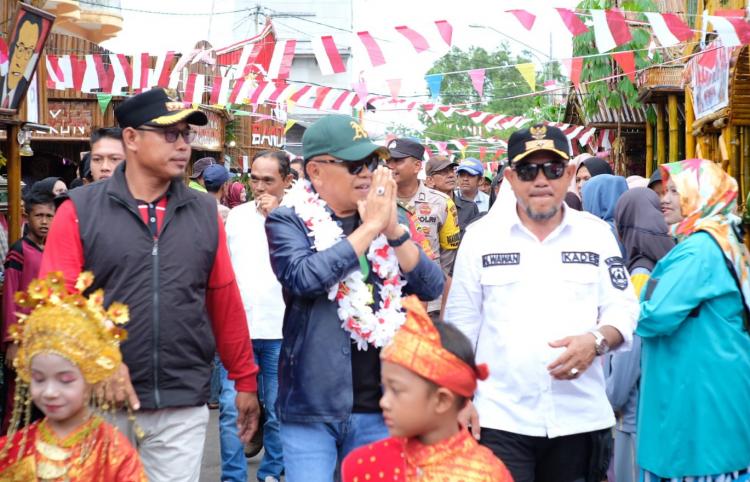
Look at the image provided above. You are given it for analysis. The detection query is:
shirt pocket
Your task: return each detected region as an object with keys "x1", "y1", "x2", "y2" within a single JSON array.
[
  {"x1": 479, "y1": 266, "x2": 524, "y2": 322},
  {"x1": 558, "y1": 265, "x2": 601, "y2": 333}
]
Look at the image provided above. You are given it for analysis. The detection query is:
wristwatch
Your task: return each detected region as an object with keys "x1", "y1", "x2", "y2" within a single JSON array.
[
  {"x1": 387, "y1": 225, "x2": 411, "y2": 248},
  {"x1": 589, "y1": 329, "x2": 610, "y2": 356}
]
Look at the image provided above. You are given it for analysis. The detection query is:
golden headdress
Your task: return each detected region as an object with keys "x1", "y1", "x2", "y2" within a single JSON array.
[{"x1": 9, "y1": 271, "x2": 129, "y2": 384}]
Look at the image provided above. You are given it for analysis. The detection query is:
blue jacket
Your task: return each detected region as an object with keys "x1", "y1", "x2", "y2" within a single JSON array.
[
  {"x1": 637, "y1": 232, "x2": 750, "y2": 477},
  {"x1": 266, "y1": 206, "x2": 444, "y2": 422}
]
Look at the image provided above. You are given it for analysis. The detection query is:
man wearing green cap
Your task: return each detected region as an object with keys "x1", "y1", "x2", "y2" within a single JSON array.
[{"x1": 265, "y1": 115, "x2": 444, "y2": 482}]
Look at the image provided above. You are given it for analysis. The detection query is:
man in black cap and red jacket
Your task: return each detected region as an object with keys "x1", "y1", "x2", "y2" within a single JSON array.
[{"x1": 39, "y1": 88, "x2": 260, "y2": 482}]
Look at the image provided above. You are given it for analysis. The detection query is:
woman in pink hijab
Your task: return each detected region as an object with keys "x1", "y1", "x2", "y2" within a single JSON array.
[{"x1": 226, "y1": 181, "x2": 247, "y2": 208}]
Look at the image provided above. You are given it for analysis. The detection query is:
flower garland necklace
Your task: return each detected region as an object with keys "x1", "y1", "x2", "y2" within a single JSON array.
[{"x1": 282, "y1": 180, "x2": 407, "y2": 350}]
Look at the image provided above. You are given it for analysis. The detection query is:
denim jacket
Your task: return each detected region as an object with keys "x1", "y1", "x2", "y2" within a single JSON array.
[{"x1": 265, "y1": 206, "x2": 444, "y2": 422}]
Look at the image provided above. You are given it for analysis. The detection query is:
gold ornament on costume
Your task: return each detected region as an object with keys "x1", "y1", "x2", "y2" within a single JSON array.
[{"x1": 9, "y1": 271, "x2": 129, "y2": 385}]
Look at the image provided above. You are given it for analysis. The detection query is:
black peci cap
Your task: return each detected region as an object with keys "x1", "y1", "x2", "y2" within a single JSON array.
[
  {"x1": 507, "y1": 124, "x2": 571, "y2": 164},
  {"x1": 115, "y1": 88, "x2": 208, "y2": 129}
]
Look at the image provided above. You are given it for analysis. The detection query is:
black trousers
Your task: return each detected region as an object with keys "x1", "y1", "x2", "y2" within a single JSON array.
[{"x1": 480, "y1": 427, "x2": 601, "y2": 482}]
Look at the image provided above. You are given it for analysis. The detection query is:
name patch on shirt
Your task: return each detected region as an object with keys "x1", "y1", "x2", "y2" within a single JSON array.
[
  {"x1": 482, "y1": 253, "x2": 520, "y2": 267},
  {"x1": 605, "y1": 256, "x2": 628, "y2": 291},
  {"x1": 561, "y1": 251, "x2": 600, "y2": 266}
]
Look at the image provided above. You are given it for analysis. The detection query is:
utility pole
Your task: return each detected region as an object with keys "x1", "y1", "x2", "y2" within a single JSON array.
[{"x1": 207, "y1": 0, "x2": 217, "y2": 40}]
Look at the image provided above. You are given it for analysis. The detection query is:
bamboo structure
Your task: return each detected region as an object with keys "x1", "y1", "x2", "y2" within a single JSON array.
[
  {"x1": 668, "y1": 95, "x2": 679, "y2": 162},
  {"x1": 656, "y1": 104, "x2": 666, "y2": 165},
  {"x1": 6, "y1": 123, "x2": 19, "y2": 243},
  {"x1": 685, "y1": 89, "x2": 695, "y2": 159},
  {"x1": 646, "y1": 120, "x2": 654, "y2": 176}
]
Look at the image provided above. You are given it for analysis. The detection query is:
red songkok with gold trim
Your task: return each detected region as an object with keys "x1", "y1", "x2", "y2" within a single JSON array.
[{"x1": 381, "y1": 296, "x2": 488, "y2": 397}]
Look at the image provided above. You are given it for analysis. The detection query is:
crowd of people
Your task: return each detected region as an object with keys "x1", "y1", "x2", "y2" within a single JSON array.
[{"x1": 0, "y1": 87, "x2": 747, "y2": 482}]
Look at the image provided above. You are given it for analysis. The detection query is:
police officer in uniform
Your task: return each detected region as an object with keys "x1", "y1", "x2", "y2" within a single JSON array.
[
  {"x1": 386, "y1": 138, "x2": 460, "y2": 319},
  {"x1": 445, "y1": 124, "x2": 639, "y2": 482}
]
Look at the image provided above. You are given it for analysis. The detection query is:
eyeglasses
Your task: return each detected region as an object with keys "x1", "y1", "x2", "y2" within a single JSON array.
[
  {"x1": 135, "y1": 126, "x2": 197, "y2": 144},
  {"x1": 313, "y1": 155, "x2": 380, "y2": 176},
  {"x1": 512, "y1": 161, "x2": 566, "y2": 182}
]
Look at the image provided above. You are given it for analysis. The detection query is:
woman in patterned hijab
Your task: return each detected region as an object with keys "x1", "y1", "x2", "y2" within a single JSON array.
[{"x1": 636, "y1": 159, "x2": 750, "y2": 482}]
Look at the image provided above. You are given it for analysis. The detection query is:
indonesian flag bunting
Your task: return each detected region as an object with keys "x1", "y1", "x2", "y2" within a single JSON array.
[
  {"x1": 331, "y1": 90, "x2": 354, "y2": 111},
  {"x1": 516, "y1": 63, "x2": 536, "y2": 91},
  {"x1": 109, "y1": 54, "x2": 131, "y2": 94},
  {"x1": 590, "y1": 9, "x2": 632, "y2": 53},
  {"x1": 0, "y1": 38, "x2": 8, "y2": 76},
  {"x1": 562, "y1": 57, "x2": 584, "y2": 88},
  {"x1": 697, "y1": 46, "x2": 718, "y2": 68},
  {"x1": 267, "y1": 82, "x2": 294, "y2": 104},
  {"x1": 357, "y1": 31, "x2": 386, "y2": 67},
  {"x1": 237, "y1": 41, "x2": 264, "y2": 77},
  {"x1": 479, "y1": 146, "x2": 487, "y2": 160},
  {"x1": 153, "y1": 51, "x2": 175, "y2": 88},
  {"x1": 311, "y1": 35, "x2": 346, "y2": 76},
  {"x1": 434, "y1": 20, "x2": 453, "y2": 46},
  {"x1": 645, "y1": 12, "x2": 693, "y2": 47},
  {"x1": 436, "y1": 141, "x2": 448, "y2": 154},
  {"x1": 312, "y1": 86, "x2": 332, "y2": 109},
  {"x1": 578, "y1": 127, "x2": 597, "y2": 146},
  {"x1": 70, "y1": 54, "x2": 87, "y2": 92},
  {"x1": 506, "y1": 9, "x2": 536, "y2": 31},
  {"x1": 191, "y1": 74, "x2": 205, "y2": 105},
  {"x1": 452, "y1": 139, "x2": 468, "y2": 152},
  {"x1": 556, "y1": 8, "x2": 588, "y2": 36},
  {"x1": 387, "y1": 78, "x2": 401, "y2": 101},
  {"x1": 267, "y1": 39, "x2": 296, "y2": 80},
  {"x1": 612, "y1": 50, "x2": 636, "y2": 82},
  {"x1": 288, "y1": 84, "x2": 313, "y2": 103},
  {"x1": 469, "y1": 68, "x2": 486, "y2": 97},
  {"x1": 81, "y1": 55, "x2": 100, "y2": 93},
  {"x1": 210, "y1": 75, "x2": 222, "y2": 104},
  {"x1": 395, "y1": 25, "x2": 430, "y2": 53},
  {"x1": 46, "y1": 55, "x2": 72, "y2": 90},
  {"x1": 708, "y1": 15, "x2": 750, "y2": 47},
  {"x1": 184, "y1": 73, "x2": 197, "y2": 103},
  {"x1": 131, "y1": 53, "x2": 150, "y2": 93},
  {"x1": 249, "y1": 81, "x2": 272, "y2": 105},
  {"x1": 494, "y1": 149, "x2": 503, "y2": 160}
]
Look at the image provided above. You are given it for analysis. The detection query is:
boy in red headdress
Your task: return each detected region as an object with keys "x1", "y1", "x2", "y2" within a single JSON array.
[{"x1": 342, "y1": 296, "x2": 513, "y2": 481}]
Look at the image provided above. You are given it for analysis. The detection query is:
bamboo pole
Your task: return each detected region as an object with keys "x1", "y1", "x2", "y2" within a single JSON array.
[
  {"x1": 656, "y1": 103, "x2": 666, "y2": 165},
  {"x1": 646, "y1": 120, "x2": 654, "y2": 177},
  {"x1": 685, "y1": 89, "x2": 696, "y2": 159},
  {"x1": 7, "y1": 124, "x2": 20, "y2": 244},
  {"x1": 668, "y1": 95, "x2": 679, "y2": 162}
]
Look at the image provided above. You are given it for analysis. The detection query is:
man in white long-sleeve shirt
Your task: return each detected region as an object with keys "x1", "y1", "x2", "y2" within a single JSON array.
[
  {"x1": 226, "y1": 150, "x2": 293, "y2": 482},
  {"x1": 445, "y1": 124, "x2": 639, "y2": 482}
]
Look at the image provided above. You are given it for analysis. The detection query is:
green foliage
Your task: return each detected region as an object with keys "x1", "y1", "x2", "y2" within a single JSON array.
[
  {"x1": 411, "y1": 44, "x2": 565, "y2": 158},
  {"x1": 573, "y1": 0, "x2": 660, "y2": 120}
]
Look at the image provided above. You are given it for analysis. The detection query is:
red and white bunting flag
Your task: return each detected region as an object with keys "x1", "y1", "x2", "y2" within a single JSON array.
[
  {"x1": 131, "y1": 53, "x2": 150, "y2": 93},
  {"x1": 468, "y1": 68, "x2": 486, "y2": 97},
  {"x1": 312, "y1": 86, "x2": 333, "y2": 110},
  {"x1": 612, "y1": 50, "x2": 636, "y2": 82},
  {"x1": 267, "y1": 39, "x2": 296, "y2": 80},
  {"x1": 564, "y1": 125, "x2": 585, "y2": 140},
  {"x1": 645, "y1": 12, "x2": 693, "y2": 47},
  {"x1": 288, "y1": 84, "x2": 313, "y2": 103},
  {"x1": 251, "y1": 81, "x2": 278, "y2": 105},
  {"x1": 387, "y1": 79, "x2": 401, "y2": 102},
  {"x1": 311, "y1": 35, "x2": 346, "y2": 76},
  {"x1": 46, "y1": 55, "x2": 73, "y2": 90},
  {"x1": 434, "y1": 20, "x2": 453, "y2": 46},
  {"x1": 395, "y1": 25, "x2": 430, "y2": 53},
  {"x1": 210, "y1": 76, "x2": 222, "y2": 105},
  {"x1": 191, "y1": 74, "x2": 205, "y2": 105},
  {"x1": 183, "y1": 73, "x2": 197, "y2": 103},
  {"x1": 330, "y1": 90, "x2": 354, "y2": 111},
  {"x1": 556, "y1": 8, "x2": 588, "y2": 36},
  {"x1": 436, "y1": 141, "x2": 448, "y2": 154},
  {"x1": 267, "y1": 82, "x2": 294, "y2": 104},
  {"x1": 357, "y1": 31, "x2": 386, "y2": 67},
  {"x1": 236, "y1": 41, "x2": 264, "y2": 77},
  {"x1": 0, "y1": 38, "x2": 8, "y2": 76},
  {"x1": 708, "y1": 16, "x2": 750, "y2": 47},
  {"x1": 70, "y1": 54, "x2": 87, "y2": 92},
  {"x1": 561, "y1": 57, "x2": 584, "y2": 88},
  {"x1": 506, "y1": 9, "x2": 536, "y2": 31},
  {"x1": 110, "y1": 54, "x2": 131, "y2": 94},
  {"x1": 452, "y1": 139, "x2": 468, "y2": 151},
  {"x1": 81, "y1": 55, "x2": 100, "y2": 93},
  {"x1": 479, "y1": 146, "x2": 487, "y2": 160},
  {"x1": 590, "y1": 9, "x2": 632, "y2": 53},
  {"x1": 228, "y1": 77, "x2": 245, "y2": 104},
  {"x1": 217, "y1": 72, "x2": 233, "y2": 105},
  {"x1": 578, "y1": 127, "x2": 597, "y2": 146},
  {"x1": 149, "y1": 51, "x2": 175, "y2": 88}
]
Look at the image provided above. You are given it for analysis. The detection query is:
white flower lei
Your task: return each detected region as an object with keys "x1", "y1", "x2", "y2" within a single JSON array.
[{"x1": 282, "y1": 180, "x2": 407, "y2": 350}]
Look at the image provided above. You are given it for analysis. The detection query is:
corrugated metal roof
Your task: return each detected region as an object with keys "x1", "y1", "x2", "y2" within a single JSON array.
[{"x1": 566, "y1": 85, "x2": 648, "y2": 127}]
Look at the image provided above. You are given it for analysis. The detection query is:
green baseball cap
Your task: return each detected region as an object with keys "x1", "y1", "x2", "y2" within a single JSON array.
[{"x1": 302, "y1": 115, "x2": 388, "y2": 161}]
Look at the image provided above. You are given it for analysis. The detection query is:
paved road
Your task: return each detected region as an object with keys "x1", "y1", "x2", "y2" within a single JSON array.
[{"x1": 200, "y1": 408, "x2": 264, "y2": 481}]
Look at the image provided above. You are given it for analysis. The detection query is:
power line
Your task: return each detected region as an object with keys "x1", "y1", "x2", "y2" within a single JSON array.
[{"x1": 77, "y1": 0, "x2": 250, "y2": 16}]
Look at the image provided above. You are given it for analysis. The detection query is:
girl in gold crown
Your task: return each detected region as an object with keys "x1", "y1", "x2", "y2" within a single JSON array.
[{"x1": 0, "y1": 271, "x2": 146, "y2": 481}]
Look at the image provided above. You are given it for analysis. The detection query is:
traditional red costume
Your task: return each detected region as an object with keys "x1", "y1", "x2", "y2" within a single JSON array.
[{"x1": 341, "y1": 296, "x2": 513, "y2": 481}]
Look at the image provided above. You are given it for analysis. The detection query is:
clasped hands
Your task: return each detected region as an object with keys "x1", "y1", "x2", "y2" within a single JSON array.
[{"x1": 358, "y1": 166, "x2": 403, "y2": 239}]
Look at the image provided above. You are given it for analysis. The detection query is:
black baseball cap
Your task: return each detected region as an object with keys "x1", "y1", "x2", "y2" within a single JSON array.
[
  {"x1": 507, "y1": 124, "x2": 570, "y2": 164},
  {"x1": 115, "y1": 88, "x2": 208, "y2": 129},
  {"x1": 387, "y1": 138, "x2": 425, "y2": 160}
]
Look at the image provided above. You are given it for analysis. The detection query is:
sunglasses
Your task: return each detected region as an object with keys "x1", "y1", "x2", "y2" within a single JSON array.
[
  {"x1": 136, "y1": 126, "x2": 197, "y2": 144},
  {"x1": 314, "y1": 155, "x2": 380, "y2": 176},
  {"x1": 513, "y1": 161, "x2": 567, "y2": 182}
]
